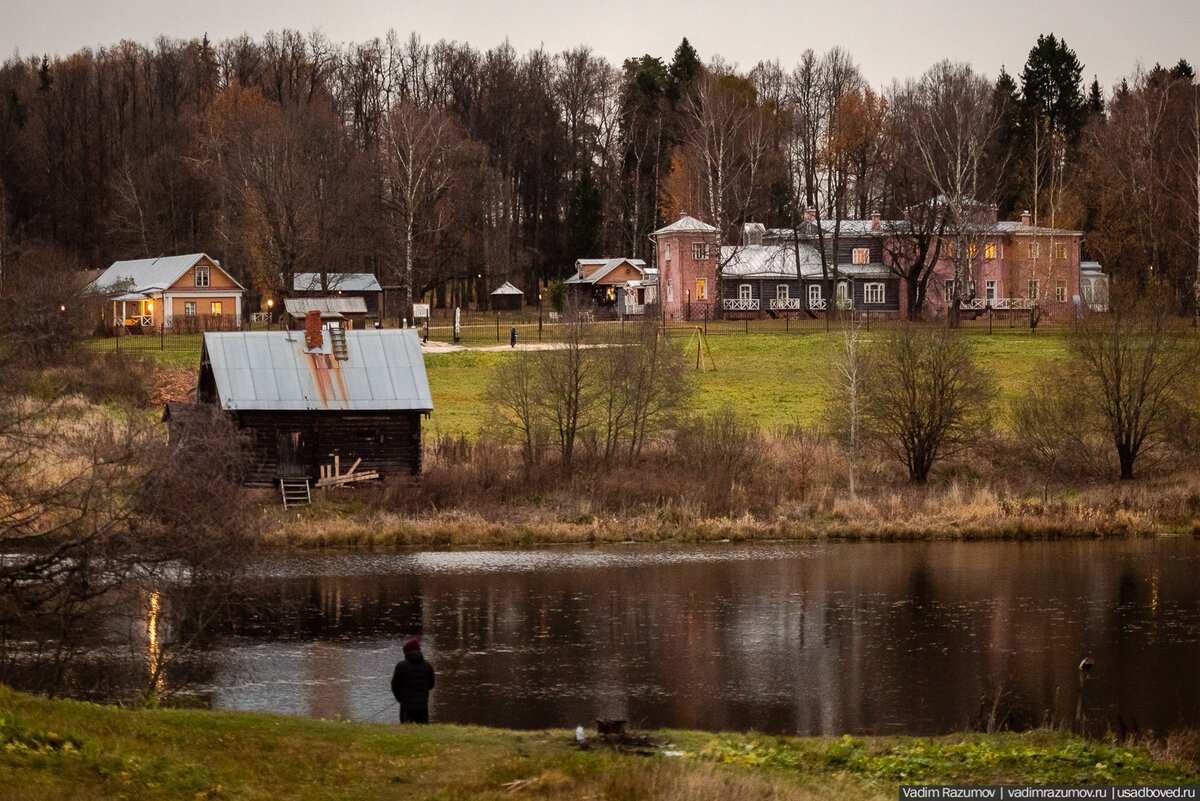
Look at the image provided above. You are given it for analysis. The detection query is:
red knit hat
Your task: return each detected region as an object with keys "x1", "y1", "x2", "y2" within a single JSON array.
[{"x1": 402, "y1": 636, "x2": 421, "y2": 653}]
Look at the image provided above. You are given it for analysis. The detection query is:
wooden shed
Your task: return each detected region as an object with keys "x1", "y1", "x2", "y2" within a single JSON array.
[
  {"x1": 174, "y1": 318, "x2": 433, "y2": 490},
  {"x1": 283, "y1": 297, "x2": 369, "y2": 330},
  {"x1": 490, "y1": 281, "x2": 524, "y2": 311}
]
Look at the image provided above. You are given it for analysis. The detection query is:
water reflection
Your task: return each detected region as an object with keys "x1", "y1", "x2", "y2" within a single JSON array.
[{"x1": 206, "y1": 539, "x2": 1200, "y2": 736}]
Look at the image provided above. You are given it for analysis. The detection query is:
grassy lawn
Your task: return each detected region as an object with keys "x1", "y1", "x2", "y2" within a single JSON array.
[
  {"x1": 428, "y1": 328, "x2": 1070, "y2": 438},
  {"x1": 1, "y1": 686, "x2": 1194, "y2": 800},
  {"x1": 76, "y1": 326, "x2": 1072, "y2": 437}
]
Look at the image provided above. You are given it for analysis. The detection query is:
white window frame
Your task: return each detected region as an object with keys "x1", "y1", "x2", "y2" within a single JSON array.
[
  {"x1": 836, "y1": 282, "x2": 850, "y2": 302},
  {"x1": 210, "y1": 300, "x2": 223, "y2": 316},
  {"x1": 664, "y1": 243, "x2": 671, "y2": 262},
  {"x1": 1053, "y1": 242, "x2": 1068, "y2": 260},
  {"x1": 852, "y1": 247, "x2": 870, "y2": 265},
  {"x1": 985, "y1": 280, "x2": 996, "y2": 301},
  {"x1": 945, "y1": 280, "x2": 957, "y2": 303},
  {"x1": 808, "y1": 284, "x2": 823, "y2": 305},
  {"x1": 1056, "y1": 280, "x2": 1067, "y2": 302},
  {"x1": 863, "y1": 282, "x2": 884, "y2": 304},
  {"x1": 666, "y1": 283, "x2": 673, "y2": 303},
  {"x1": 1028, "y1": 242, "x2": 1040, "y2": 259},
  {"x1": 776, "y1": 284, "x2": 789, "y2": 300},
  {"x1": 195, "y1": 265, "x2": 210, "y2": 287},
  {"x1": 184, "y1": 301, "x2": 196, "y2": 316},
  {"x1": 1028, "y1": 279, "x2": 1040, "y2": 300},
  {"x1": 691, "y1": 242, "x2": 710, "y2": 260},
  {"x1": 985, "y1": 243, "x2": 997, "y2": 260},
  {"x1": 738, "y1": 284, "x2": 752, "y2": 301}
]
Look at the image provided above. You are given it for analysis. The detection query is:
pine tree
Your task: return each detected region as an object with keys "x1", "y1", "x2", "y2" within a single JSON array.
[
  {"x1": 666, "y1": 38, "x2": 702, "y2": 104},
  {"x1": 565, "y1": 165, "x2": 603, "y2": 265},
  {"x1": 1020, "y1": 34, "x2": 1087, "y2": 147},
  {"x1": 1087, "y1": 77, "x2": 1104, "y2": 119}
]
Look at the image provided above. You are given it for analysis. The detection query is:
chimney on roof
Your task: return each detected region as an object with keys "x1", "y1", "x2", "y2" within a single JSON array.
[
  {"x1": 805, "y1": 207, "x2": 817, "y2": 223},
  {"x1": 680, "y1": 211, "x2": 689, "y2": 219},
  {"x1": 304, "y1": 309, "x2": 323, "y2": 350},
  {"x1": 871, "y1": 211, "x2": 881, "y2": 231},
  {"x1": 1021, "y1": 209, "x2": 1031, "y2": 226},
  {"x1": 988, "y1": 204, "x2": 999, "y2": 223}
]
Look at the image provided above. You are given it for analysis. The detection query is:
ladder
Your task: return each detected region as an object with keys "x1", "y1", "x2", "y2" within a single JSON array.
[
  {"x1": 279, "y1": 478, "x2": 311, "y2": 509},
  {"x1": 329, "y1": 327, "x2": 349, "y2": 360}
]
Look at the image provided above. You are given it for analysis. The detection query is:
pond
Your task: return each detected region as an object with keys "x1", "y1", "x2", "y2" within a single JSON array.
[{"x1": 196, "y1": 538, "x2": 1200, "y2": 736}]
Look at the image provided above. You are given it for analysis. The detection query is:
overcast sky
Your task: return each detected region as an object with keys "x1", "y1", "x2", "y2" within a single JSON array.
[{"x1": 1, "y1": 0, "x2": 1196, "y2": 93}]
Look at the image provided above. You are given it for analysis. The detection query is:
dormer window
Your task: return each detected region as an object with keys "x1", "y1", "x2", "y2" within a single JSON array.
[
  {"x1": 195, "y1": 264, "x2": 210, "y2": 287},
  {"x1": 852, "y1": 248, "x2": 870, "y2": 265}
]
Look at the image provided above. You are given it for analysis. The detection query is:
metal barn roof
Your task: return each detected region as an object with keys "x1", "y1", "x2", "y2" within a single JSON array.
[
  {"x1": 491, "y1": 281, "x2": 525, "y2": 295},
  {"x1": 202, "y1": 329, "x2": 432, "y2": 412}
]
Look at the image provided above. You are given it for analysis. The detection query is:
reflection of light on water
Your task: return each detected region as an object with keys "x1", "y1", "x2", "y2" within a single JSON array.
[{"x1": 146, "y1": 590, "x2": 164, "y2": 694}]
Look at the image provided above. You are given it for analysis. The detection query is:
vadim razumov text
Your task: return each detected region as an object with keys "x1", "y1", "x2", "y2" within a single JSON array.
[{"x1": 899, "y1": 787, "x2": 1199, "y2": 800}]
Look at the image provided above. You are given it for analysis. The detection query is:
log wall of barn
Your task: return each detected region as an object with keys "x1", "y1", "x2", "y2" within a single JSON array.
[{"x1": 237, "y1": 410, "x2": 424, "y2": 487}]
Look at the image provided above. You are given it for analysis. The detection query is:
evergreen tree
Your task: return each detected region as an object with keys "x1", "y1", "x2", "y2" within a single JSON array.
[
  {"x1": 1087, "y1": 77, "x2": 1104, "y2": 119},
  {"x1": 1170, "y1": 59, "x2": 1195, "y2": 81},
  {"x1": 565, "y1": 165, "x2": 603, "y2": 265},
  {"x1": 666, "y1": 38, "x2": 702, "y2": 104},
  {"x1": 991, "y1": 67, "x2": 1023, "y2": 214},
  {"x1": 1020, "y1": 34, "x2": 1087, "y2": 147}
]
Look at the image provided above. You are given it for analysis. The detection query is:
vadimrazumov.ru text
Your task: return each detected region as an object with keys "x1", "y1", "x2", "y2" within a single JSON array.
[{"x1": 899, "y1": 787, "x2": 1199, "y2": 800}]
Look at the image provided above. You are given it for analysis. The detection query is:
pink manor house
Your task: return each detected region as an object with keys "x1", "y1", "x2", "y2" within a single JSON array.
[{"x1": 645, "y1": 203, "x2": 1107, "y2": 321}]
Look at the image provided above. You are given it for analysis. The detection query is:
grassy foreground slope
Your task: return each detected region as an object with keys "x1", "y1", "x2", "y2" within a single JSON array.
[{"x1": 2, "y1": 686, "x2": 1195, "y2": 800}]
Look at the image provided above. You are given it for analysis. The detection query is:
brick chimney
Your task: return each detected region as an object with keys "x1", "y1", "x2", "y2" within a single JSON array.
[
  {"x1": 871, "y1": 211, "x2": 881, "y2": 231},
  {"x1": 988, "y1": 203, "x2": 999, "y2": 223},
  {"x1": 1021, "y1": 209, "x2": 1031, "y2": 226},
  {"x1": 805, "y1": 207, "x2": 817, "y2": 223},
  {"x1": 304, "y1": 309, "x2": 323, "y2": 350}
]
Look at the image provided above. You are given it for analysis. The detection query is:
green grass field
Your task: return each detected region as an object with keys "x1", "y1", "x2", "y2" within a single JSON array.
[
  {"x1": 79, "y1": 325, "x2": 1071, "y2": 437},
  {"x1": 1, "y1": 685, "x2": 1194, "y2": 800}
]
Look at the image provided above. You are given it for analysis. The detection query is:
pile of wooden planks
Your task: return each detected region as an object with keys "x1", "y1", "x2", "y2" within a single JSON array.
[{"x1": 316, "y1": 456, "x2": 378, "y2": 488}]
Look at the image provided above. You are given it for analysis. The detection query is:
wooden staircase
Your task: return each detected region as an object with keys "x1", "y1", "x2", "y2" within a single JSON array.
[
  {"x1": 329, "y1": 327, "x2": 349, "y2": 360},
  {"x1": 279, "y1": 478, "x2": 311, "y2": 509}
]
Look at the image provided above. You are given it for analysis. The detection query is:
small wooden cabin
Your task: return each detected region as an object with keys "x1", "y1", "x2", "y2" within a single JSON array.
[
  {"x1": 490, "y1": 281, "x2": 524, "y2": 311},
  {"x1": 172, "y1": 316, "x2": 433, "y2": 488},
  {"x1": 283, "y1": 297, "x2": 369, "y2": 330}
]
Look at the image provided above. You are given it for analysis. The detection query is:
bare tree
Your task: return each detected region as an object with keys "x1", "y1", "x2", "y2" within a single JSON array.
[
  {"x1": 907, "y1": 61, "x2": 1007, "y2": 327},
  {"x1": 861, "y1": 325, "x2": 994, "y2": 482},
  {"x1": 1068, "y1": 295, "x2": 1199, "y2": 480},
  {"x1": 827, "y1": 316, "x2": 869, "y2": 496},
  {"x1": 381, "y1": 100, "x2": 466, "y2": 321}
]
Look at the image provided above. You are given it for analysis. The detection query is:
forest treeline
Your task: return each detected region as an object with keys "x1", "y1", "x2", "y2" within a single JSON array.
[{"x1": 0, "y1": 30, "x2": 1198, "y2": 316}]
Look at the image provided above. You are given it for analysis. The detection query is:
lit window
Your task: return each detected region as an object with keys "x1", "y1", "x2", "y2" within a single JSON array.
[
  {"x1": 1028, "y1": 242, "x2": 1040, "y2": 259},
  {"x1": 943, "y1": 242, "x2": 954, "y2": 258},
  {"x1": 776, "y1": 284, "x2": 789, "y2": 300},
  {"x1": 985, "y1": 280, "x2": 996, "y2": 301},
  {"x1": 808, "y1": 284, "x2": 822, "y2": 305},
  {"x1": 945, "y1": 280, "x2": 957, "y2": 303},
  {"x1": 691, "y1": 242, "x2": 710, "y2": 260},
  {"x1": 985, "y1": 243, "x2": 997, "y2": 259},
  {"x1": 1054, "y1": 243, "x2": 1068, "y2": 260},
  {"x1": 1028, "y1": 279, "x2": 1039, "y2": 300},
  {"x1": 696, "y1": 278, "x2": 707, "y2": 300},
  {"x1": 210, "y1": 301, "x2": 223, "y2": 315},
  {"x1": 184, "y1": 302, "x2": 196, "y2": 316},
  {"x1": 864, "y1": 283, "x2": 885, "y2": 304},
  {"x1": 1056, "y1": 280, "x2": 1067, "y2": 302},
  {"x1": 852, "y1": 247, "x2": 869, "y2": 265},
  {"x1": 739, "y1": 284, "x2": 752, "y2": 300},
  {"x1": 968, "y1": 244, "x2": 977, "y2": 259},
  {"x1": 195, "y1": 265, "x2": 210, "y2": 287}
]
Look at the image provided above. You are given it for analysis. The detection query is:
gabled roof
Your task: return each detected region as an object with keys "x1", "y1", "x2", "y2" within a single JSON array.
[
  {"x1": 565, "y1": 258, "x2": 647, "y2": 285},
  {"x1": 283, "y1": 297, "x2": 369, "y2": 318},
  {"x1": 651, "y1": 213, "x2": 717, "y2": 236},
  {"x1": 293, "y1": 273, "x2": 383, "y2": 293},
  {"x1": 201, "y1": 329, "x2": 432, "y2": 412},
  {"x1": 491, "y1": 281, "x2": 524, "y2": 296},
  {"x1": 89, "y1": 254, "x2": 242, "y2": 294}
]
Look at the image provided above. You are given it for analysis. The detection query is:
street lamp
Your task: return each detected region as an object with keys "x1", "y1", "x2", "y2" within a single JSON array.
[
  {"x1": 538, "y1": 292, "x2": 543, "y2": 340},
  {"x1": 686, "y1": 289, "x2": 691, "y2": 322},
  {"x1": 267, "y1": 298, "x2": 274, "y2": 329}
]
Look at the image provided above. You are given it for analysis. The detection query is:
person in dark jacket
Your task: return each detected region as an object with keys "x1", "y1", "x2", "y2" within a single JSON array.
[{"x1": 391, "y1": 636, "x2": 435, "y2": 723}]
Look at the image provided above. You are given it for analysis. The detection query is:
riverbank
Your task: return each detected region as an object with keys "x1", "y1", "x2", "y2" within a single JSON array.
[
  {"x1": 2, "y1": 686, "x2": 1196, "y2": 800},
  {"x1": 259, "y1": 474, "x2": 1200, "y2": 549}
]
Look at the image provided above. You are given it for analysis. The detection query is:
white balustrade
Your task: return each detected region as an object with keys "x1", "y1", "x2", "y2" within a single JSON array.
[
  {"x1": 769, "y1": 297, "x2": 802, "y2": 311},
  {"x1": 724, "y1": 298, "x2": 760, "y2": 311}
]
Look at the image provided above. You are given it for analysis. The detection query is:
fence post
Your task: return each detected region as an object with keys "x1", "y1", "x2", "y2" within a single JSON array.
[
  {"x1": 496, "y1": 313, "x2": 500, "y2": 342},
  {"x1": 161, "y1": 322, "x2": 165, "y2": 350},
  {"x1": 866, "y1": 309, "x2": 870, "y2": 332}
]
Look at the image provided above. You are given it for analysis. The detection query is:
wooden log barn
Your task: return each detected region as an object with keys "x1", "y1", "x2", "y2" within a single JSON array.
[{"x1": 165, "y1": 310, "x2": 432, "y2": 504}]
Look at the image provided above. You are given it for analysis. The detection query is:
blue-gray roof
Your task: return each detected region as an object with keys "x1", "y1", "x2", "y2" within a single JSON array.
[
  {"x1": 202, "y1": 329, "x2": 432, "y2": 412},
  {"x1": 89, "y1": 254, "x2": 241, "y2": 293},
  {"x1": 294, "y1": 273, "x2": 382, "y2": 293}
]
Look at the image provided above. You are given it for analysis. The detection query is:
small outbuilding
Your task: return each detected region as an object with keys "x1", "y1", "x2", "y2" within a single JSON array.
[
  {"x1": 168, "y1": 315, "x2": 433, "y2": 488},
  {"x1": 490, "y1": 281, "x2": 525, "y2": 312},
  {"x1": 283, "y1": 297, "x2": 369, "y2": 329},
  {"x1": 293, "y1": 272, "x2": 383, "y2": 319}
]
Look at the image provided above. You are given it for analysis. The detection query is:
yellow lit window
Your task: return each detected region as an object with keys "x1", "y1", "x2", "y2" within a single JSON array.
[
  {"x1": 211, "y1": 301, "x2": 223, "y2": 315},
  {"x1": 696, "y1": 279, "x2": 707, "y2": 300},
  {"x1": 985, "y1": 243, "x2": 997, "y2": 259},
  {"x1": 852, "y1": 248, "x2": 869, "y2": 265}
]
